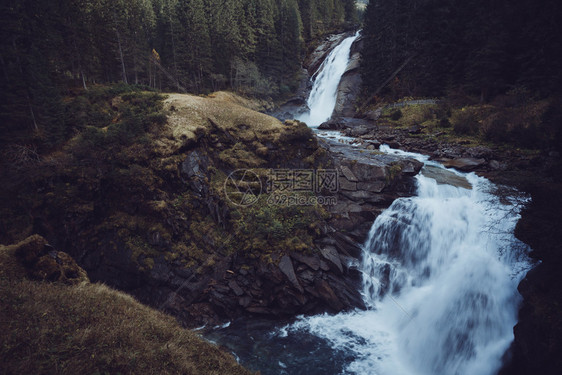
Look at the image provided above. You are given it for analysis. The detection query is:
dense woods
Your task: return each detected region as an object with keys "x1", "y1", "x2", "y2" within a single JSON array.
[
  {"x1": 0, "y1": 0, "x2": 357, "y2": 149},
  {"x1": 361, "y1": 0, "x2": 562, "y2": 100}
]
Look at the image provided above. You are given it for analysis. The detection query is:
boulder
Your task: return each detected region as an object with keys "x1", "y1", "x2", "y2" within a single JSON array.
[
  {"x1": 290, "y1": 253, "x2": 321, "y2": 271},
  {"x1": 436, "y1": 157, "x2": 487, "y2": 171},
  {"x1": 228, "y1": 280, "x2": 244, "y2": 296},
  {"x1": 421, "y1": 165, "x2": 472, "y2": 190}
]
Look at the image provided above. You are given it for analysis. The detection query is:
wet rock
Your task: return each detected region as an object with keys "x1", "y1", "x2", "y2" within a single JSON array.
[
  {"x1": 344, "y1": 125, "x2": 370, "y2": 137},
  {"x1": 489, "y1": 160, "x2": 503, "y2": 170},
  {"x1": 304, "y1": 32, "x2": 351, "y2": 76},
  {"x1": 318, "y1": 119, "x2": 344, "y2": 130},
  {"x1": 386, "y1": 141, "x2": 401, "y2": 149},
  {"x1": 314, "y1": 279, "x2": 344, "y2": 311},
  {"x1": 436, "y1": 157, "x2": 487, "y2": 171},
  {"x1": 333, "y1": 36, "x2": 363, "y2": 118},
  {"x1": 421, "y1": 165, "x2": 472, "y2": 190}
]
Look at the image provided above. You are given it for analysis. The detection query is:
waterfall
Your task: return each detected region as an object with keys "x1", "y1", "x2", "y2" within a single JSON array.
[
  {"x1": 298, "y1": 31, "x2": 360, "y2": 127},
  {"x1": 205, "y1": 32, "x2": 531, "y2": 374},
  {"x1": 282, "y1": 147, "x2": 530, "y2": 375}
]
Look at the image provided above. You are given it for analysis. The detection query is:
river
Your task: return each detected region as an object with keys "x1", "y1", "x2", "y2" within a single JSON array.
[{"x1": 204, "y1": 32, "x2": 531, "y2": 375}]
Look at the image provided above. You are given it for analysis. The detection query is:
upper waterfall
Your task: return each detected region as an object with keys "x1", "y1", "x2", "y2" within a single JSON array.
[{"x1": 298, "y1": 31, "x2": 360, "y2": 127}]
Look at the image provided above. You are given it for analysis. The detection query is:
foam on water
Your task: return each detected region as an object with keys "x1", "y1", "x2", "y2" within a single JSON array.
[
  {"x1": 277, "y1": 146, "x2": 530, "y2": 375},
  {"x1": 298, "y1": 31, "x2": 360, "y2": 127}
]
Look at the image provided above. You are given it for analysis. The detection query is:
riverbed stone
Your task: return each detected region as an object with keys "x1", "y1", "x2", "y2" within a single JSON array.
[{"x1": 436, "y1": 157, "x2": 487, "y2": 171}]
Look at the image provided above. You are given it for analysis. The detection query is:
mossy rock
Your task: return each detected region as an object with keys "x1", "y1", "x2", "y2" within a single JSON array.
[
  {"x1": 31, "y1": 252, "x2": 89, "y2": 284},
  {"x1": 14, "y1": 234, "x2": 47, "y2": 265},
  {"x1": 3, "y1": 235, "x2": 89, "y2": 284}
]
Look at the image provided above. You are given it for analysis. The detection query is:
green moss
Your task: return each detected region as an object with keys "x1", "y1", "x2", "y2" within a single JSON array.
[
  {"x1": 228, "y1": 192, "x2": 327, "y2": 261},
  {"x1": 218, "y1": 142, "x2": 266, "y2": 168},
  {"x1": 382, "y1": 104, "x2": 436, "y2": 128},
  {"x1": 386, "y1": 163, "x2": 403, "y2": 183}
]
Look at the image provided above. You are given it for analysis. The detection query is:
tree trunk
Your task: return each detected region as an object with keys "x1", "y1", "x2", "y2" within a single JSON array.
[
  {"x1": 168, "y1": 13, "x2": 180, "y2": 91},
  {"x1": 112, "y1": 8, "x2": 128, "y2": 84},
  {"x1": 116, "y1": 28, "x2": 128, "y2": 84}
]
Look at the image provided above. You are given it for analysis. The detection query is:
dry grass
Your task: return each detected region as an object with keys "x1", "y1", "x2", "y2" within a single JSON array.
[
  {"x1": 208, "y1": 91, "x2": 274, "y2": 113},
  {"x1": 0, "y1": 280, "x2": 253, "y2": 375},
  {"x1": 0, "y1": 239, "x2": 253, "y2": 375},
  {"x1": 157, "y1": 93, "x2": 283, "y2": 156}
]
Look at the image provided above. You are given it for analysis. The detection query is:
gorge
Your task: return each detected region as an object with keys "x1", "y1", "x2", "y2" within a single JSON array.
[
  {"x1": 203, "y1": 32, "x2": 533, "y2": 375},
  {"x1": 1, "y1": 8, "x2": 560, "y2": 373}
]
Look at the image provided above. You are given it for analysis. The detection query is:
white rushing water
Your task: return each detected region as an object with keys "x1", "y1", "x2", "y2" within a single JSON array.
[
  {"x1": 279, "y1": 147, "x2": 530, "y2": 375},
  {"x1": 298, "y1": 31, "x2": 360, "y2": 127},
  {"x1": 207, "y1": 31, "x2": 531, "y2": 375}
]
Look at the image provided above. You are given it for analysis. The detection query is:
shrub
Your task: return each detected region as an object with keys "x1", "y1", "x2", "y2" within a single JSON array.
[
  {"x1": 452, "y1": 108, "x2": 479, "y2": 135},
  {"x1": 481, "y1": 114, "x2": 509, "y2": 143},
  {"x1": 391, "y1": 109, "x2": 403, "y2": 121},
  {"x1": 439, "y1": 118, "x2": 451, "y2": 128}
]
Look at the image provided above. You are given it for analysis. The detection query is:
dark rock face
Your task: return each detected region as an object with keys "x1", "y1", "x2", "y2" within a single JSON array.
[
  {"x1": 304, "y1": 32, "x2": 353, "y2": 77},
  {"x1": 499, "y1": 183, "x2": 562, "y2": 375},
  {"x1": 420, "y1": 165, "x2": 472, "y2": 190},
  {"x1": 319, "y1": 137, "x2": 423, "y2": 242},
  {"x1": 146, "y1": 131, "x2": 423, "y2": 327},
  {"x1": 333, "y1": 36, "x2": 363, "y2": 118}
]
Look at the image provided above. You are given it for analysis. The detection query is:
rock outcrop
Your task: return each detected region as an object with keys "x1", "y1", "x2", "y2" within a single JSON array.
[
  {"x1": 304, "y1": 32, "x2": 354, "y2": 77},
  {"x1": 1, "y1": 234, "x2": 88, "y2": 284},
  {"x1": 0, "y1": 90, "x2": 426, "y2": 328},
  {"x1": 333, "y1": 35, "x2": 363, "y2": 118},
  {"x1": 499, "y1": 183, "x2": 562, "y2": 375},
  {"x1": 321, "y1": 137, "x2": 423, "y2": 241}
]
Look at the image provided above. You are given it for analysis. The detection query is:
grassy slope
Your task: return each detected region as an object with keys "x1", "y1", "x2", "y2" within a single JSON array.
[
  {"x1": 0, "y1": 237, "x2": 253, "y2": 375},
  {"x1": 376, "y1": 96, "x2": 560, "y2": 152}
]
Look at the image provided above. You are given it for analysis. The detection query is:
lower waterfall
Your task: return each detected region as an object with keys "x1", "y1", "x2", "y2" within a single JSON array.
[{"x1": 278, "y1": 147, "x2": 530, "y2": 375}]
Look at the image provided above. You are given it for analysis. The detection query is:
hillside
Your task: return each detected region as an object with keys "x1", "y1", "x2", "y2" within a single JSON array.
[{"x1": 0, "y1": 235, "x2": 252, "y2": 375}]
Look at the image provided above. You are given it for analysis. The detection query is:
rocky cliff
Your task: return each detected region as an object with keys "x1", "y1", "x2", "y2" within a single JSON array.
[
  {"x1": 332, "y1": 35, "x2": 363, "y2": 118},
  {"x1": 0, "y1": 89, "x2": 422, "y2": 328}
]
